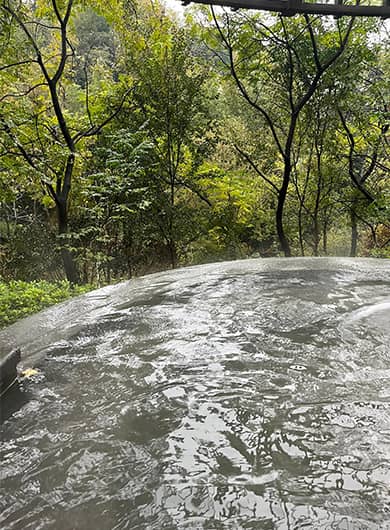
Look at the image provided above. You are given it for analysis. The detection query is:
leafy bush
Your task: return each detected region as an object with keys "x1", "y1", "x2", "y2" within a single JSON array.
[{"x1": 0, "y1": 280, "x2": 93, "y2": 328}]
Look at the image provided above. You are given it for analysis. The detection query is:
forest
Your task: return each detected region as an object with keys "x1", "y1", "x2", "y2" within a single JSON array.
[{"x1": 0, "y1": 0, "x2": 389, "y2": 297}]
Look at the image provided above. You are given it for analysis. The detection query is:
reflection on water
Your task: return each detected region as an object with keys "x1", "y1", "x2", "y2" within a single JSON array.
[{"x1": 0, "y1": 258, "x2": 390, "y2": 529}]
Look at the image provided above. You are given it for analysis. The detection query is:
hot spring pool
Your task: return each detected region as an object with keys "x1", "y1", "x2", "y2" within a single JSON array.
[{"x1": 1, "y1": 258, "x2": 389, "y2": 529}]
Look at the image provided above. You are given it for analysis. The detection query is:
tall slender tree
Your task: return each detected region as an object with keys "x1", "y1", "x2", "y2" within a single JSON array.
[
  {"x1": 0, "y1": 0, "x2": 129, "y2": 282},
  {"x1": 209, "y1": 10, "x2": 356, "y2": 255}
]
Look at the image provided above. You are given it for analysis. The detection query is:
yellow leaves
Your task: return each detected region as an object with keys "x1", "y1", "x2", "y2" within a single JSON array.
[
  {"x1": 34, "y1": 0, "x2": 74, "y2": 22},
  {"x1": 21, "y1": 368, "x2": 39, "y2": 378},
  {"x1": 41, "y1": 195, "x2": 55, "y2": 208}
]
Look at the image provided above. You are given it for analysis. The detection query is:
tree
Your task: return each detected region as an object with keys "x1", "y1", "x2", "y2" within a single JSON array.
[
  {"x1": 289, "y1": 94, "x2": 342, "y2": 256},
  {"x1": 331, "y1": 30, "x2": 390, "y2": 256},
  {"x1": 0, "y1": 0, "x2": 129, "y2": 282},
  {"x1": 121, "y1": 7, "x2": 214, "y2": 267},
  {"x1": 207, "y1": 10, "x2": 359, "y2": 256}
]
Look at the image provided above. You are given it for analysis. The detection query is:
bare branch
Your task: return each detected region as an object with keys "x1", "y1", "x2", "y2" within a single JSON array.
[
  {"x1": 280, "y1": 15, "x2": 295, "y2": 112},
  {"x1": 51, "y1": 0, "x2": 64, "y2": 24},
  {"x1": 176, "y1": 179, "x2": 212, "y2": 206},
  {"x1": 304, "y1": 14, "x2": 321, "y2": 71},
  {"x1": 0, "y1": 83, "x2": 46, "y2": 103},
  {"x1": 294, "y1": 17, "x2": 355, "y2": 116},
  {"x1": 211, "y1": 7, "x2": 285, "y2": 157},
  {"x1": 0, "y1": 59, "x2": 37, "y2": 72},
  {"x1": 337, "y1": 107, "x2": 375, "y2": 203},
  {"x1": 2, "y1": 3, "x2": 51, "y2": 84},
  {"x1": 0, "y1": 116, "x2": 38, "y2": 171},
  {"x1": 234, "y1": 144, "x2": 279, "y2": 194},
  {"x1": 51, "y1": 0, "x2": 74, "y2": 85},
  {"x1": 73, "y1": 89, "x2": 134, "y2": 144}
]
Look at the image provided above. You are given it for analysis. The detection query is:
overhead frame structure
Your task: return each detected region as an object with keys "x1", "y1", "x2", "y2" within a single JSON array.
[{"x1": 181, "y1": 0, "x2": 390, "y2": 17}]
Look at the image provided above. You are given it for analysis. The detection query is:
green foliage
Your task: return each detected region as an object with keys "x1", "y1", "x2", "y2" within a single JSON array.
[
  {"x1": 0, "y1": 280, "x2": 93, "y2": 328},
  {"x1": 0, "y1": 220, "x2": 59, "y2": 281},
  {"x1": 0, "y1": 0, "x2": 388, "y2": 287},
  {"x1": 73, "y1": 126, "x2": 160, "y2": 280}
]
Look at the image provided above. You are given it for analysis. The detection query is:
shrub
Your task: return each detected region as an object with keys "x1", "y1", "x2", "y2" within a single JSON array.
[{"x1": 0, "y1": 280, "x2": 93, "y2": 328}]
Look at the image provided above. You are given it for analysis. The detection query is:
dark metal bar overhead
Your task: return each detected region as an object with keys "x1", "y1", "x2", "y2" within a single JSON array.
[{"x1": 181, "y1": 0, "x2": 390, "y2": 18}]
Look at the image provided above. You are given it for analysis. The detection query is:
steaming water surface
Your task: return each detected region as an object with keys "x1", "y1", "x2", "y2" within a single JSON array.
[{"x1": 1, "y1": 258, "x2": 390, "y2": 529}]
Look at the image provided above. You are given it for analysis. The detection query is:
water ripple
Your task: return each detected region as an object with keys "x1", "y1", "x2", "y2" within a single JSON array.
[{"x1": 1, "y1": 258, "x2": 390, "y2": 529}]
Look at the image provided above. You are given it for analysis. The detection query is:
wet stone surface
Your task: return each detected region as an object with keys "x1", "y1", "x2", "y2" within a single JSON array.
[{"x1": 0, "y1": 258, "x2": 390, "y2": 529}]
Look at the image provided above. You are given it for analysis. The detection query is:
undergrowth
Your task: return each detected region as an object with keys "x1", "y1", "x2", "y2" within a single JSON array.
[{"x1": 0, "y1": 280, "x2": 94, "y2": 328}]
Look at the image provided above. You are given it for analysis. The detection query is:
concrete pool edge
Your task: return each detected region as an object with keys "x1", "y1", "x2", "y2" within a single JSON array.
[{"x1": 0, "y1": 348, "x2": 21, "y2": 397}]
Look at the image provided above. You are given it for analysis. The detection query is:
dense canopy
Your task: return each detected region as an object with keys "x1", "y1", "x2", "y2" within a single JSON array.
[{"x1": 0, "y1": 0, "x2": 389, "y2": 286}]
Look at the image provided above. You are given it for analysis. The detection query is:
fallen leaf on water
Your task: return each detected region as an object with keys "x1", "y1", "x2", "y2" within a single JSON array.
[{"x1": 21, "y1": 368, "x2": 39, "y2": 378}]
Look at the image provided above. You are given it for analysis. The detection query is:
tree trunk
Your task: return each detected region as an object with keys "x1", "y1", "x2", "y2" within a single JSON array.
[
  {"x1": 313, "y1": 215, "x2": 320, "y2": 257},
  {"x1": 276, "y1": 165, "x2": 292, "y2": 257},
  {"x1": 298, "y1": 203, "x2": 305, "y2": 256},
  {"x1": 276, "y1": 198, "x2": 291, "y2": 257},
  {"x1": 322, "y1": 218, "x2": 328, "y2": 255},
  {"x1": 313, "y1": 173, "x2": 322, "y2": 256},
  {"x1": 370, "y1": 225, "x2": 377, "y2": 249},
  {"x1": 168, "y1": 238, "x2": 177, "y2": 269},
  {"x1": 168, "y1": 176, "x2": 177, "y2": 269},
  {"x1": 57, "y1": 200, "x2": 80, "y2": 284},
  {"x1": 350, "y1": 208, "x2": 358, "y2": 257}
]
